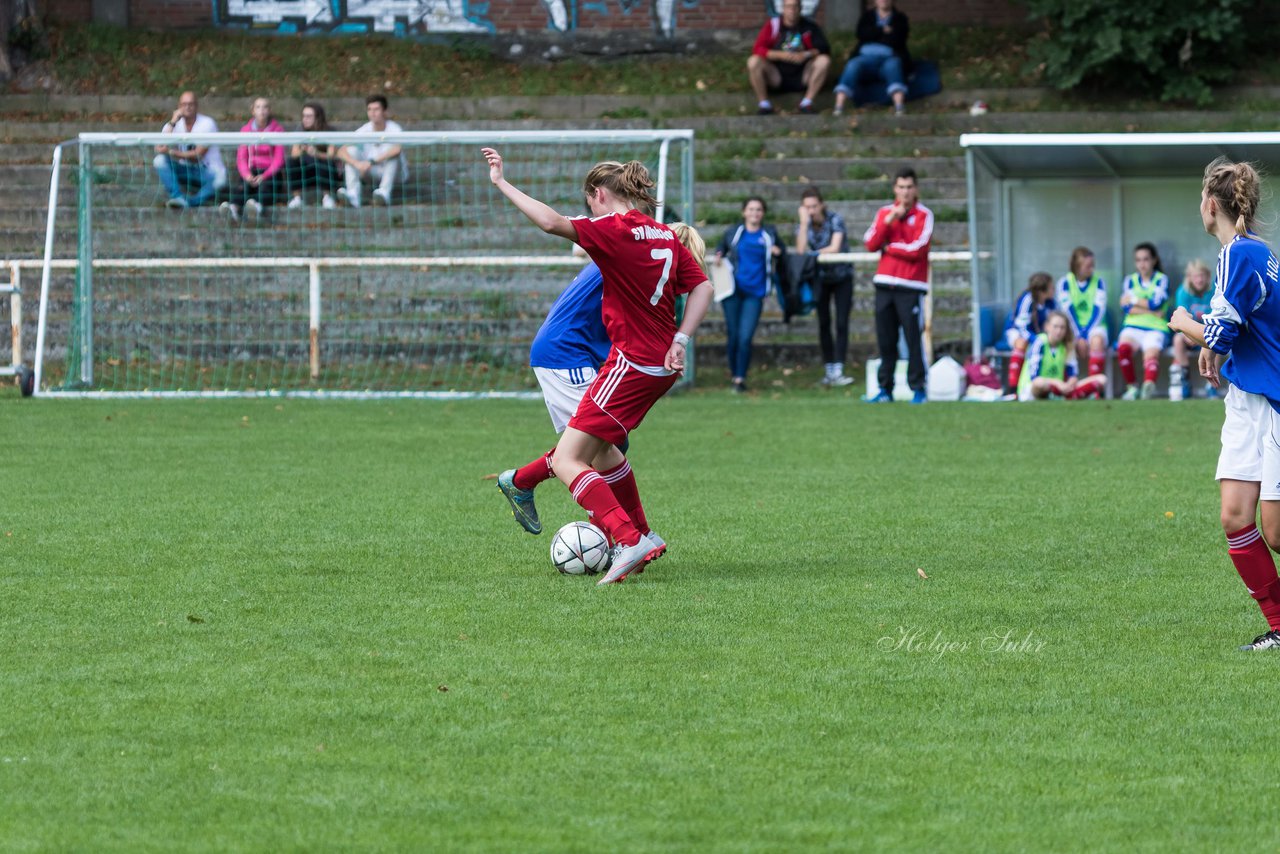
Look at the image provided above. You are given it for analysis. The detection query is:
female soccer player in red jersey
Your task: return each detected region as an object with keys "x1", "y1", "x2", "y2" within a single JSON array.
[
  {"x1": 1169, "y1": 158, "x2": 1280, "y2": 651},
  {"x1": 496, "y1": 221, "x2": 709, "y2": 566},
  {"x1": 482, "y1": 147, "x2": 714, "y2": 585}
]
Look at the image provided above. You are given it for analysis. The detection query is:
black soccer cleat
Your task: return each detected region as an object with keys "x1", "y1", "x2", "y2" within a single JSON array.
[{"x1": 1240, "y1": 630, "x2": 1280, "y2": 651}]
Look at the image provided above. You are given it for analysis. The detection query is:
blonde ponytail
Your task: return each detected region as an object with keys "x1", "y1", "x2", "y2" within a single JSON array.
[{"x1": 669, "y1": 222, "x2": 708, "y2": 279}]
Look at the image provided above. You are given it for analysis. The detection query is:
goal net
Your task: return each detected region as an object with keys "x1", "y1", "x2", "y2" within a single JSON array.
[{"x1": 34, "y1": 129, "x2": 695, "y2": 397}]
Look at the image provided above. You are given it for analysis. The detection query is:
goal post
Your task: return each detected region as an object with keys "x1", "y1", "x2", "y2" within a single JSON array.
[{"x1": 35, "y1": 129, "x2": 695, "y2": 398}]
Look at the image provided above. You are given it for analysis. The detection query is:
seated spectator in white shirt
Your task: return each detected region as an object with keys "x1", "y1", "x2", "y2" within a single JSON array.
[
  {"x1": 152, "y1": 91, "x2": 228, "y2": 209},
  {"x1": 341, "y1": 94, "x2": 407, "y2": 208}
]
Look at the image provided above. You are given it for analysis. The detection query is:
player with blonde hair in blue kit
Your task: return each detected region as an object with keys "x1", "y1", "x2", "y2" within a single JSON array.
[
  {"x1": 1169, "y1": 258, "x2": 1215, "y2": 401},
  {"x1": 1169, "y1": 157, "x2": 1280, "y2": 651}
]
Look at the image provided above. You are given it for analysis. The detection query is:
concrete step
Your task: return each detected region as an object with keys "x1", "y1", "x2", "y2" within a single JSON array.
[
  {"x1": 4, "y1": 105, "x2": 1271, "y2": 138},
  {"x1": 701, "y1": 178, "x2": 967, "y2": 202},
  {"x1": 743, "y1": 156, "x2": 966, "y2": 182}
]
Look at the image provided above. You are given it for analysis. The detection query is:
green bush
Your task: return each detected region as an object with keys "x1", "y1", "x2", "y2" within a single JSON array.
[{"x1": 1019, "y1": 0, "x2": 1249, "y2": 105}]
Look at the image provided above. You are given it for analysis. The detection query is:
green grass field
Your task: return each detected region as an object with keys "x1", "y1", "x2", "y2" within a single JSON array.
[{"x1": 2, "y1": 393, "x2": 1276, "y2": 851}]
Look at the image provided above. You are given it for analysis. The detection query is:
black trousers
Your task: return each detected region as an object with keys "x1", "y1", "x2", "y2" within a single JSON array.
[
  {"x1": 285, "y1": 155, "x2": 341, "y2": 197},
  {"x1": 229, "y1": 169, "x2": 284, "y2": 207},
  {"x1": 816, "y1": 275, "x2": 853, "y2": 365},
  {"x1": 875, "y1": 285, "x2": 926, "y2": 393}
]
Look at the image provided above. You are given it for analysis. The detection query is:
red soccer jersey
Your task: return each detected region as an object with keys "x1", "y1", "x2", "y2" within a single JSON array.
[{"x1": 570, "y1": 210, "x2": 707, "y2": 367}]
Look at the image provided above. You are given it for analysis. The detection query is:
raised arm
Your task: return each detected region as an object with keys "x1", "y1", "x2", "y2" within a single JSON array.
[{"x1": 482, "y1": 147, "x2": 577, "y2": 241}]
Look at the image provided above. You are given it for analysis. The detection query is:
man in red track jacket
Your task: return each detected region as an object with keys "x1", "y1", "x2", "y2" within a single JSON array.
[
  {"x1": 747, "y1": 0, "x2": 831, "y2": 115},
  {"x1": 863, "y1": 166, "x2": 933, "y2": 403}
]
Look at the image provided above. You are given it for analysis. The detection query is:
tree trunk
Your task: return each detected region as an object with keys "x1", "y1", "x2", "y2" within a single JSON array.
[
  {"x1": 0, "y1": 0, "x2": 15, "y2": 80},
  {"x1": 0, "y1": 0, "x2": 39, "y2": 83}
]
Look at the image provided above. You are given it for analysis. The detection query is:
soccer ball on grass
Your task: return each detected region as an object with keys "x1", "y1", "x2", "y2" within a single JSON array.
[{"x1": 550, "y1": 521, "x2": 611, "y2": 575}]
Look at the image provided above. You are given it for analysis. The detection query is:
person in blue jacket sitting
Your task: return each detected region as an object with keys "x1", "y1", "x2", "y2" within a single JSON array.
[{"x1": 832, "y1": 0, "x2": 912, "y2": 116}]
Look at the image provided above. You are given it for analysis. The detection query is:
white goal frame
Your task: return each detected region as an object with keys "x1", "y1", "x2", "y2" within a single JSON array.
[{"x1": 35, "y1": 129, "x2": 695, "y2": 398}]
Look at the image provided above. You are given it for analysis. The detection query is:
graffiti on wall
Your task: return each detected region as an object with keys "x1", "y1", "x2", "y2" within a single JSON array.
[
  {"x1": 765, "y1": 0, "x2": 819, "y2": 16},
  {"x1": 217, "y1": 0, "x2": 493, "y2": 33},
  {"x1": 215, "y1": 0, "x2": 820, "y2": 37}
]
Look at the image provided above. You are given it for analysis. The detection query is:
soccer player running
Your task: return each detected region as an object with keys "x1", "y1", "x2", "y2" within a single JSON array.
[
  {"x1": 482, "y1": 147, "x2": 714, "y2": 585},
  {"x1": 496, "y1": 221, "x2": 709, "y2": 564},
  {"x1": 1168, "y1": 157, "x2": 1280, "y2": 651}
]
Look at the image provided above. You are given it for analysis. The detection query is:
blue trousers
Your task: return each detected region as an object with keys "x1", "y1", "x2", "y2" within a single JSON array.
[
  {"x1": 154, "y1": 155, "x2": 219, "y2": 207},
  {"x1": 834, "y1": 53, "x2": 907, "y2": 101},
  {"x1": 721, "y1": 292, "x2": 763, "y2": 380}
]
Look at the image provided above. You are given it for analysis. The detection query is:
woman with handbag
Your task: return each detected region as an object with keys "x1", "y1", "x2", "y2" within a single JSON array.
[{"x1": 714, "y1": 197, "x2": 783, "y2": 393}]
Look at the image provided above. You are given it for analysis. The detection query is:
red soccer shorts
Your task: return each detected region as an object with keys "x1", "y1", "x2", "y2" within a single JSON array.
[{"x1": 567, "y1": 349, "x2": 678, "y2": 446}]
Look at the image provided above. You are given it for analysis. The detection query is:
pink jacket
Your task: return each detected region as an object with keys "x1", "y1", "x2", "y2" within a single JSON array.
[{"x1": 236, "y1": 119, "x2": 284, "y2": 180}]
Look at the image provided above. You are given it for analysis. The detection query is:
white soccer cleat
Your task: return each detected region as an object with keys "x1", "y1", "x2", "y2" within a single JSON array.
[
  {"x1": 321, "y1": 193, "x2": 337, "y2": 210},
  {"x1": 633, "y1": 531, "x2": 666, "y2": 575},
  {"x1": 596, "y1": 535, "x2": 660, "y2": 586},
  {"x1": 244, "y1": 198, "x2": 263, "y2": 220},
  {"x1": 287, "y1": 195, "x2": 304, "y2": 210},
  {"x1": 647, "y1": 531, "x2": 666, "y2": 556}
]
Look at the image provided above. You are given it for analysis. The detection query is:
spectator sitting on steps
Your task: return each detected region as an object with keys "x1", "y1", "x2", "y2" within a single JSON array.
[
  {"x1": 286, "y1": 102, "x2": 342, "y2": 210},
  {"x1": 833, "y1": 0, "x2": 912, "y2": 116},
  {"x1": 747, "y1": 0, "x2": 831, "y2": 116},
  {"x1": 221, "y1": 97, "x2": 285, "y2": 224},
  {"x1": 152, "y1": 91, "x2": 228, "y2": 210},
  {"x1": 340, "y1": 94, "x2": 407, "y2": 208}
]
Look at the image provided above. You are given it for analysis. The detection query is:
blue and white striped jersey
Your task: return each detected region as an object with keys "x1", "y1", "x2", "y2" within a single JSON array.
[
  {"x1": 1005, "y1": 290, "x2": 1057, "y2": 340},
  {"x1": 1204, "y1": 233, "x2": 1280, "y2": 412},
  {"x1": 1025, "y1": 334, "x2": 1078, "y2": 383}
]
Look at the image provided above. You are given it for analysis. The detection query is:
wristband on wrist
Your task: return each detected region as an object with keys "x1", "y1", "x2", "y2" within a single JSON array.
[{"x1": 673, "y1": 332, "x2": 691, "y2": 348}]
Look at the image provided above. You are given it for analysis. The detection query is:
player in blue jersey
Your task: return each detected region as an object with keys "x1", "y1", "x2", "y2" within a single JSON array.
[
  {"x1": 1169, "y1": 258, "x2": 1214, "y2": 401},
  {"x1": 529, "y1": 259, "x2": 613, "y2": 435},
  {"x1": 1003, "y1": 271, "x2": 1055, "y2": 391},
  {"x1": 1169, "y1": 157, "x2": 1280, "y2": 651}
]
